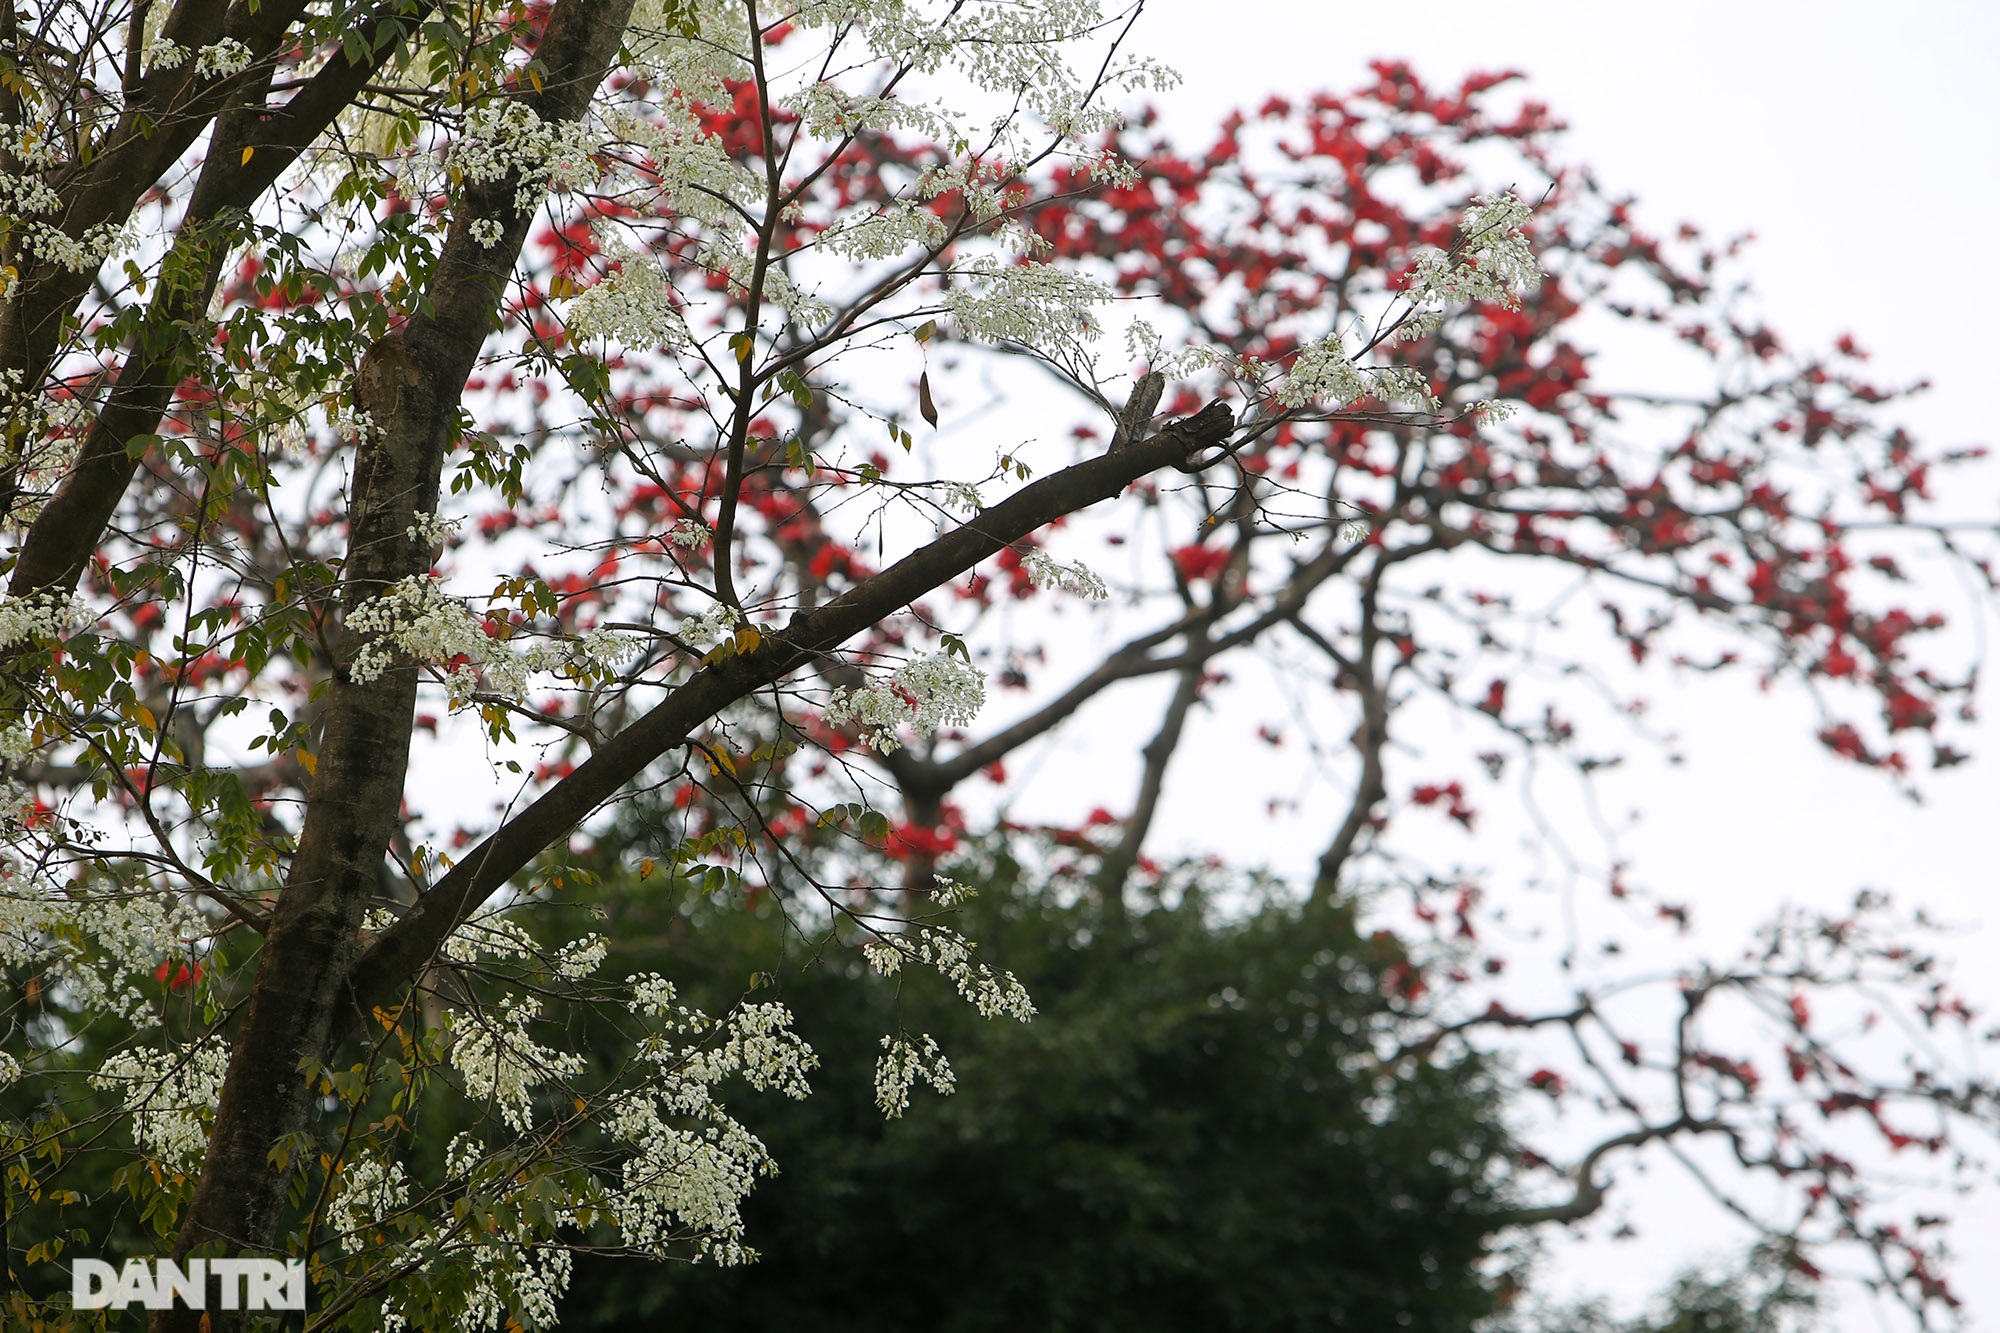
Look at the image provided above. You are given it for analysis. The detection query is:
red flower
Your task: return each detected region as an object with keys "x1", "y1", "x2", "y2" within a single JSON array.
[{"x1": 154, "y1": 960, "x2": 203, "y2": 992}]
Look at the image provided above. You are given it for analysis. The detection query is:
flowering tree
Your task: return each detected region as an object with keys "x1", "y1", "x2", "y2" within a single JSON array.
[
  {"x1": 0, "y1": 2, "x2": 1561, "y2": 1328},
  {"x1": 502, "y1": 59, "x2": 1997, "y2": 1329},
  {"x1": 0, "y1": 0, "x2": 1992, "y2": 1326}
]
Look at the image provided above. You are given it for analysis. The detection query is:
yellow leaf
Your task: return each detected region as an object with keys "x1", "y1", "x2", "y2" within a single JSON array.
[
  {"x1": 241, "y1": 146, "x2": 254, "y2": 165},
  {"x1": 732, "y1": 626, "x2": 762, "y2": 655},
  {"x1": 131, "y1": 702, "x2": 157, "y2": 731},
  {"x1": 528, "y1": 66, "x2": 544, "y2": 94},
  {"x1": 640, "y1": 858, "x2": 655, "y2": 881},
  {"x1": 297, "y1": 749, "x2": 318, "y2": 776}
]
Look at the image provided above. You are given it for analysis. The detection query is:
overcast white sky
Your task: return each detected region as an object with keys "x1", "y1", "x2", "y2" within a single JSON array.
[{"x1": 1109, "y1": 3, "x2": 2000, "y2": 1327}]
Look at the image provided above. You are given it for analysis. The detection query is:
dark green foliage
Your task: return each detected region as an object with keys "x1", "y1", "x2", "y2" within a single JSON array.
[
  {"x1": 560, "y1": 848, "x2": 1518, "y2": 1332},
  {"x1": 1503, "y1": 1245, "x2": 1819, "y2": 1333}
]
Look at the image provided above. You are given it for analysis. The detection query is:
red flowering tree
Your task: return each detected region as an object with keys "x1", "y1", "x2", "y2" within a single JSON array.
[
  {"x1": 0, "y1": 1, "x2": 1993, "y2": 1327},
  {"x1": 515, "y1": 60, "x2": 1997, "y2": 1325}
]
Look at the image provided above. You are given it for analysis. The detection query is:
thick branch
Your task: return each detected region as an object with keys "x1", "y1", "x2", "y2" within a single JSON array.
[{"x1": 343, "y1": 402, "x2": 1237, "y2": 1025}]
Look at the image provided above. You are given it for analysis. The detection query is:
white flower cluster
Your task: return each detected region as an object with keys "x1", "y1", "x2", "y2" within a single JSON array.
[
  {"x1": 451, "y1": 100, "x2": 605, "y2": 215},
  {"x1": 327, "y1": 1155, "x2": 411, "y2": 1255},
  {"x1": 1122, "y1": 321, "x2": 1229, "y2": 381},
  {"x1": 0, "y1": 590, "x2": 89, "y2": 649},
  {"x1": 1021, "y1": 551, "x2": 1108, "y2": 600},
  {"x1": 940, "y1": 482, "x2": 984, "y2": 515},
  {"x1": 193, "y1": 37, "x2": 253, "y2": 80},
  {"x1": 555, "y1": 934, "x2": 608, "y2": 980},
  {"x1": 788, "y1": 0, "x2": 1177, "y2": 163},
  {"x1": 862, "y1": 923, "x2": 1035, "y2": 1021},
  {"x1": 0, "y1": 372, "x2": 92, "y2": 525},
  {"x1": 602, "y1": 99, "x2": 758, "y2": 230},
  {"x1": 438, "y1": 905, "x2": 605, "y2": 977},
  {"x1": 814, "y1": 197, "x2": 951, "y2": 263},
  {"x1": 90, "y1": 1038, "x2": 231, "y2": 1171},
  {"x1": 566, "y1": 253, "x2": 689, "y2": 350},
  {"x1": 1402, "y1": 192, "x2": 1541, "y2": 313},
  {"x1": 677, "y1": 603, "x2": 741, "y2": 650},
  {"x1": 931, "y1": 875, "x2": 977, "y2": 907},
  {"x1": 598, "y1": 983, "x2": 819, "y2": 1262},
  {"x1": 141, "y1": 37, "x2": 189, "y2": 71},
  {"x1": 0, "y1": 881, "x2": 207, "y2": 1022},
  {"x1": 667, "y1": 518, "x2": 712, "y2": 549},
  {"x1": 1276, "y1": 335, "x2": 1370, "y2": 410},
  {"x1": 454, "y1": 1237, "x2": 573, "y2": 1332},
  {"x1": 467, "y1": 217, "x2": 505, "y2": 249},
  {"x1": 0, "y1": 164, "x2": 129, "y2": 274},
  {"x1": 941, "y1": 255, "x2": 1112, "y2": 351},
  {"x1": 675, "y1": 1003, "x2": 816, "y2": 1099},
  {"x1": 823, "y1": 651, "x2": 986, "y2": 754},
  {"x1": 345, "y1": 575, "x2": 638, "y2": 707},
  {"x1": 874, "y1": 1032, "x2": 954, "y2": 1118},
  {"x1": 441, "y1": 907, "x2": 539, "y2": 965},
  {"x1": 1274, "y1": 195, "x2": 1539, "y2": 410},
  {"x1": 348, "y1": 1133, "x2": 583, "y2": 1332},
  {"x1": 1277, "y1": 338, "x2": 1441, "y2": 412},
  {"x1": 448, "y1": 996, "x2": 588, "y2": 1135},
  {"x1": 405, "y1": 511, "x2": 462, "y2": 547},
  {"x1": 142, "y1": 37, "x2": 254, "y2": 79}
]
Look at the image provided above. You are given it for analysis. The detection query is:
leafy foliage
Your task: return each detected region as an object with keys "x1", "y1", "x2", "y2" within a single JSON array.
[{"x1": 553, "y1": 840, "x2": 1518, "y2": 1333}]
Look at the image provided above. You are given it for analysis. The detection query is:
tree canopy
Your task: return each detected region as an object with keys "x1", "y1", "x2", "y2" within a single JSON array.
[{"x1": 0, "y1": 2, "x2": 1994, "y2": 1330}]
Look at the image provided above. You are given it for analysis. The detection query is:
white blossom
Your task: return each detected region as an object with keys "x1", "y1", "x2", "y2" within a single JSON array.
[
  {"x1": 1021, "y1": 551, "x2": 1108, "y2": 599},
  {"x1": 193, "y1": 38, "x2": 253, "y2": 80},
  {"x1": 874, "y1": 1032, "x2": 954, "y2": 1118},
  {"x1": 345, "y1": 574, "x2": 638, "y2": 706},
  {"x1": 863, "y1": 923, "x2": 1035, "y2": 1022},
  {"x1": 0, "y1": 881, "x2": 207, "y2": 1022},
  {"x1": 823, "y1": 651, "x2": 986, "y2": 753},
  {"x1": 0, "y1": 591, "x2": 88, "y2": 649},
  {"x1": 677, "y1": 603, "x2": 741, "y2": 650},
  {"x1": 668, "y1": 518, "x2": 712, "y2": 549},
  {"x1": 940, "y1": 482, "x2": 983, "y2": 514},
  {"x1": 448, "y1": 996, "x2": 587, "y2": 1135},
  {"x1": 405, "y1": 511, "x2": 461, "y2": 547},
  {"x1": 442, "y1": 908, "x2": 540, "y2": 965},
  {"x1": 1402, "y1": 191, "x2": 1541, "y2": 311},
  {"x1": 91, "y1": 1038, "x2": 232, "y2": 1170},
  {"x1": 143, "y1": 38, "x2": 188, "y2": 72},
  {"x1": 594, "y1": 984, "x2": 819, "y2": 1264},
  {"x1": 451, "y1": 100, "x2": 605, "y2": 214},
  {"x1": 467, "y1": 217, "x2": 506, "y2": 249},
  {"x1": 941, "y1": 255, "x2": 1111, "y2": 350},
  {"x1": 567, "y1": 253, "x2": 688, "y2": 349},
  {"x1": 555, "y1": 934, "x2": 609, "y2": 980},
  {"x1": 932, "y1": 875, "x2": 977, "y2": 907},
  {"x1": 1277, "y1": 335, "x2": 1371, "y2": 409},
  {"x1": 327, "y1": 1155, "x2": 411, "y2": 1256}
]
